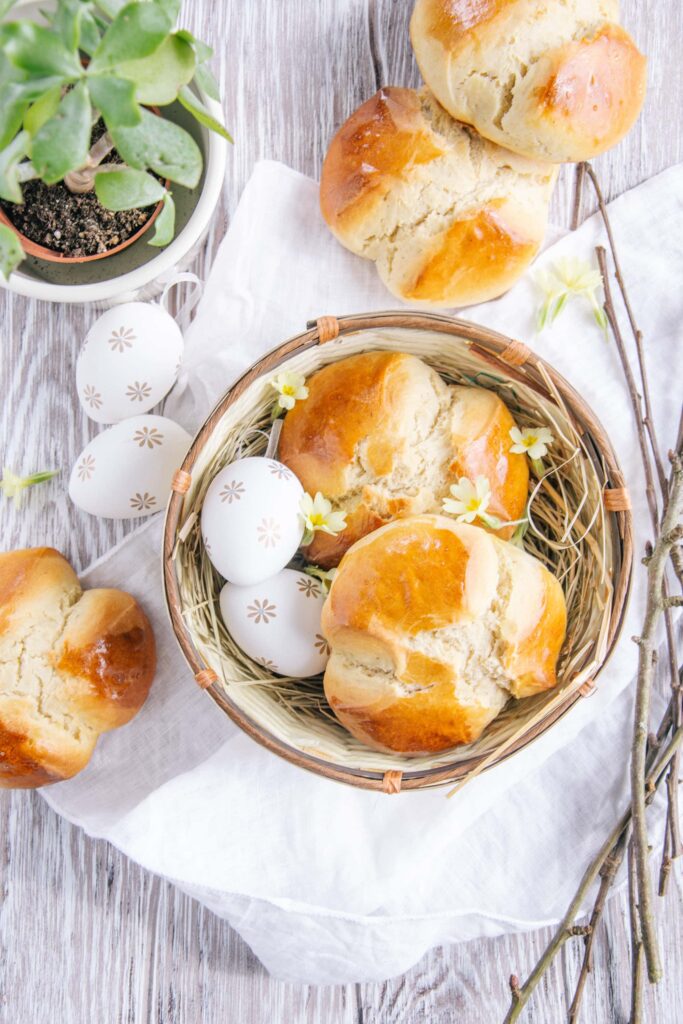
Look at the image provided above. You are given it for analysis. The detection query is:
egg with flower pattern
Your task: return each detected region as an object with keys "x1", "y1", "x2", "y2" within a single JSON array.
[
  {"x1": 69, "y1": 415, "x2": 192, "y2": 519},
  {"x1": 76, "y1": 302, "x2": 184, "y2": 424},
  {"x1": 201, "y1": 457, "x2": 305, "y2": 585},
  {"x1": 220, "y1": 568, "x2": 329, "y2": 678}
]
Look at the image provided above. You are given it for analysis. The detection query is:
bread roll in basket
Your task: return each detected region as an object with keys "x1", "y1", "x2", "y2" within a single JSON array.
[{"x1": 163, "y1": 313, "x2": 632, "y2": 793}]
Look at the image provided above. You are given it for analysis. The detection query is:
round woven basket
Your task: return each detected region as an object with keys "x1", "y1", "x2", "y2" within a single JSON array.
[{"x1": 163, "y1": 312, "x2": 633, "y2": 793}]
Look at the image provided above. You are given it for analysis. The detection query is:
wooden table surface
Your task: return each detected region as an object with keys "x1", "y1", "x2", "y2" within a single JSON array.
[{"x1": 1, "y1": 2, "x2": 682, "y2": 1022}]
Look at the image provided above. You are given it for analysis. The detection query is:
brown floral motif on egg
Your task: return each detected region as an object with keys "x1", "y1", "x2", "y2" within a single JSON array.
[
  {"x1": 219, "y1": 480, "x2": 246, "y2": 504},
  {"x1": 133, "y1": 427, "x2": 164, "y2": 449},
  {"x1": 130, "y1": 492, "x2": 157, "y2": 512},
  {"x1": 268, "y1": 461, "x2": 293, "y2": 481},
  {"x1": 108, "y1": 327, "x2": 136, "y2": 352},
  {"x1": 256, "y1": 656, "x2": 278, "y2": 671},
  {"x1": 77, "y1": 455, "x2": 96, "y2": 481},
  {"x1": 256, "y1": 517, "x2": 281, "y2": 549},
  {"x1": 126, "y1": 381, "x2": 152, "y2": 403},
  {"x1": 314, "y1": 634, "x2": 331, "y2": 657},
  {"x1": 247, "y1": 599, "x2": 277, "y2": 624},
  {"x1": 297, "y1": 577, "x2": 321, "y2": 599},
  {"x1": 82, "y1": 385, "x2": 103, "y2": 410}
]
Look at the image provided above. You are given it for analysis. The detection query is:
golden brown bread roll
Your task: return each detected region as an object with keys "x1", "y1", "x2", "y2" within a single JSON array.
[
  {"x1": 409, "y1": 0, "x2": 647, "y2": 163},
  {"x1": 319, "y1": 86, "x2": 556, "y2": 307},
  {"x1": 279, "y1": 351, "x2": 529, "y2": 566},
  {"x1": 321, "y1": 515, "x2": 567, "y2": 754},
  {"x1": 0, "y1": 548, "x2": 156, "y2": 789}
]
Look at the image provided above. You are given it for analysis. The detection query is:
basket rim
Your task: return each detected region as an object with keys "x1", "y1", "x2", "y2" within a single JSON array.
[{"x1": 162, "y1": 311, "x2": 634, "y2": 792}]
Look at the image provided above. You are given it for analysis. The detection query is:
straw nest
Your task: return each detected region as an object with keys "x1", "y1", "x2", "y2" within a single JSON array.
[{"x1": 163, "y1": 314, "x2": 632, "y2": 792}]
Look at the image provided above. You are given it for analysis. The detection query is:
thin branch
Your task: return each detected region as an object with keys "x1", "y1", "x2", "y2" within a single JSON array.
[
  {"x1": 583, "y1": 163, "x2": 668, "y2": 494},
  {"x1": 571, "y1": 162, "x2": 586, "y2": 231},
  {"x1": 628, "y1": 839, "x2": 644, "y2": 1023},
  {"x1": 503, "y1": 727, "x2": 683, "y2": 1022},
  {"x1": 567, "y1": 831, "x2": 629, "y2": 1023},
  {"x1": 628, "y1": 454, "x2": 683, "y2": 983}
]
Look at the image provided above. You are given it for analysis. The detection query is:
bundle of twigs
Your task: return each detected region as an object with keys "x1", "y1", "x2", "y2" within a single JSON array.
[{"x1": 504, "y1": 164, "x2": 683, "y2": 1023}]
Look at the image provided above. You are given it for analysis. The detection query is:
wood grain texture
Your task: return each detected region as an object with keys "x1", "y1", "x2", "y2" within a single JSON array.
[{"x1": 0, "y1": 0, "x2": 682, "y2": 1021}]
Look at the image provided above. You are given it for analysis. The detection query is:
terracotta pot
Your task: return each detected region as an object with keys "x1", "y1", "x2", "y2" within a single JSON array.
[{"x1": 0, "y1": 195, "x2": 166, "y2": 265}]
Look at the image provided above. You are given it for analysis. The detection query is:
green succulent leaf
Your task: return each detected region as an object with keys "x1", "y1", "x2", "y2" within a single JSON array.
[
  {"x1": 111, "y1": 108, "x2": 201, "y2": 187},
  {"x1": 178, "y1": 85, "x2": 232, "y2": 142},
  {"x1": 115, "y1": 33, "x2": 195, "y2": 104},
  {"x1": 49, "y1": 0, "x2": 85, "y2": 51},
  {"x1": 0, "y1": 129, "x2": 29, "y2": 203},
  {"x1": 79, "y1": 10, "x2": 102, "y2": 56},
  {"x1": 0, "y1": 83, "x2": 28, "y2": 150},
  {"x1": 0, "y1": 21, "x2": 83, "y2": 78},
  {"x1": 193, "y1": 61, "x2": 220, "y2": 102},
  {"x1": 92, "y1": 0, "x2": 129, "y2": 18},
  {"x1": 152, "y1": 0, "x2": 181, "y2": 21},
  {"x1": 88, "y1": 74, "x2": 141, "y2": 128},
  {"x1": 175, "y1": 29, "x2": 212, "y2": 63},
  {"x1": 0, "y1": 223, "x2": 24, "y2": 279},
  {"x1": 94, "y1": 167, "x2": 166, "y2": 209},
  {"x1": 148, "y1": 190, "x2": 175, "y2": 247},
  {"x1": 91, "y1": 2, "x2": 172, "y2": 70},
  {"x1": 32, "y1": 80, "x2": 91, "y2": 184},
  {"x1": 23, "y1": 86, "x2": 62, "y2": 137}
]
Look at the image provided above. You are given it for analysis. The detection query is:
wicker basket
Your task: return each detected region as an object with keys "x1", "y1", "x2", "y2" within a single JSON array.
[{"x1": 163, "y1": 312, "x2": 633, "y2": 793}]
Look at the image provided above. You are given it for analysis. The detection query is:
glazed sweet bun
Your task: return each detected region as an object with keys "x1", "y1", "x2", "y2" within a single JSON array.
[
  {"x1": 278, "y1": 351, "x2": 529, "y2": 567},
  {"x1": 0, "y1": 547, "x2": 156, "y2": 788},
  {"x1": 321, "y1": 515, "x2": 567, "y2": 755},
  {"x1": 319, "y1": 86, "x2": 556, "y2": 307},
  {"x1": 410, "y1": 0, "x2": 647, "y2": 163}
]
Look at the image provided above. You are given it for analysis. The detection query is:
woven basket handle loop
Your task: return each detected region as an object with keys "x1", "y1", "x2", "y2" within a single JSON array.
[
  {"x1": 499, "y1": 339, "x2": 531, "y2": 367},
  {"x1": 579, "y1": 679, "x2": 596, "y2": 697},
  {"x1": 172, "y1": 469, "x2": 192, "y2": 494},
  {"x1": 603, "y1": 487, "x2": 631, "y2": 512},
  {"x1": 312, "y1": 316, "x2": 340, "y2": 344},
  {"x1": 382, "y1": 770, "x2": 403, "y2": 794},
  {"x1": 195, "y1": 669, "x2": 218, "y2": 689}
]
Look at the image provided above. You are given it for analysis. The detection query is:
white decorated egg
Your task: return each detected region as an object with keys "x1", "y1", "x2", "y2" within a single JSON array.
[
  {"x1": 69, "y1": 415, "x2": 192, "y2": 519},
  {"x1": 76, "y1": 302, "x2": 184, "y2": 424},
  {"x1": 220, "y1": 568, "x2": 329, "y2": 678},
  {"x1": 201, "y1": 457, "x2": 304, "y2": 585}
]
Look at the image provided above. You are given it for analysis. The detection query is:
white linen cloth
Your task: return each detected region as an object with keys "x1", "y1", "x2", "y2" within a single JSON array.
[{"x1": 43, "y1": 161, "x2": 683, "y2": 984}]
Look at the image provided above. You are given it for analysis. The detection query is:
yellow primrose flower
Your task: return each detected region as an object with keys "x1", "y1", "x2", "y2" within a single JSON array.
[
  {"x1": 270, "y1": 371, "x2": 309, "y2": 412},
  {"x1": 0, "y1": 467, "x2": 59, "y2": 506},
  {"x1": 509, "y1": 426, "x2": 554, "y2": 461},
  {"x1": 300, "y1": 492, "x2": 347, "y2": 545},
  {"x1": 442, "y1": 476, "x2": 491, "y2": 524},
  {"x1": 536, "y1": 256, "x2": 607, "y2": 335}
]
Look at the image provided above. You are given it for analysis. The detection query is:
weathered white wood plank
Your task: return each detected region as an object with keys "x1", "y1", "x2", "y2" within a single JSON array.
[{"x1": 1, "y1": 0, "x2": 681, "y2": 1021}]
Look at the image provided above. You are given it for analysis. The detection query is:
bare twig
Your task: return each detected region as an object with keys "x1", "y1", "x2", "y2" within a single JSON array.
[
  {"x1": 567, "y1": 832, "x2": 629, "y2": 1023},
  {"x1": 628, "y1": 839, "x2": 644, "y2": 1023},
  {"x1": 503, "y1": 727, "x2": 683, "y2": 1023},
  {"x1": 583, "y1": 163, "x2": 668, "y2": 494},
  {"x1": 628, "y1": 455, "x2": 683, "y2": 983}
]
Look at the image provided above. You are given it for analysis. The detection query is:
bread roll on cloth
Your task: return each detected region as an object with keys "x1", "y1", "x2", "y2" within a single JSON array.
[
  {"x1": 0, "y1": 548, "x2": 156, "y2": 788},
  {"x1": 321, "y1": 515, "x2": 567, "y2": 754},
  {"x1": 279, "y1": 351, "x2": 529, "y2": 567},
  {"x1": 410, "y1": 0, "x2": 646, "y2": 163},
  {"x1": 319, "y1": 86, "x2": 556, "y2": 307}
]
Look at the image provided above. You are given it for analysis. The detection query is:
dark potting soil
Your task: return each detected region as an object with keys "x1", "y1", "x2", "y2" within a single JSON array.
[
  {"x1": 0, "y1": 182, "x2": 155, "y2": 258},
  {"x1": 0, "y1": 120, "x2": 157, "y2": 259}
]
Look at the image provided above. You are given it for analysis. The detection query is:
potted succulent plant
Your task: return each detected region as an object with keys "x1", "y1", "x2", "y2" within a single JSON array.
[{"x1": 0, "y1": 0, "x2": 230, "y2": 302}]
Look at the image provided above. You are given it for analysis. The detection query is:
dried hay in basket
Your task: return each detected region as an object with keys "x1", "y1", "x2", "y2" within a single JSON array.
[{"x1": 163, "y1": 313, "x2": 632, "y2": 792}]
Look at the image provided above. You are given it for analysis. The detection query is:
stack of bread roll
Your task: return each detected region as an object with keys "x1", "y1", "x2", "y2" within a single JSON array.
[
  {"x1": 320, "y1": 0, "x2": 646, "y2": 308},
  {"x1": 280, "y1": 351, "x2": 568, "y2": 755}
]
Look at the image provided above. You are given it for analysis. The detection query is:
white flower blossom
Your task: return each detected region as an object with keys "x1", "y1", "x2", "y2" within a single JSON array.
[
  {"x1": 442, "y1": 476, "x2": 491, "y2": 524},
  {"x1": 535, "y1": 256, "x2": 607, "y2": 335},
  {"x1": 270, "y1": 370, "x2": 309, "y2": 412},
  {"x1": 509, "y1": 426, "x2": 554, "y2": 461},
  {"x1": 300, "y1": 492, "x2": 347, "y2": 545}
]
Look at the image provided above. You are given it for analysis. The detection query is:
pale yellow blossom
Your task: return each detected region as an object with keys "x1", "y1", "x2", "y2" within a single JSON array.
[
  {"x1": 300, "y1": 492, "x2": 347, "y2": 545},
  {"x1": 270, "y1": 370, "x2": 309, "y2": 412},
  {"x1": 509, "y1": 426, "x2": 554, "y2": 461}
]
